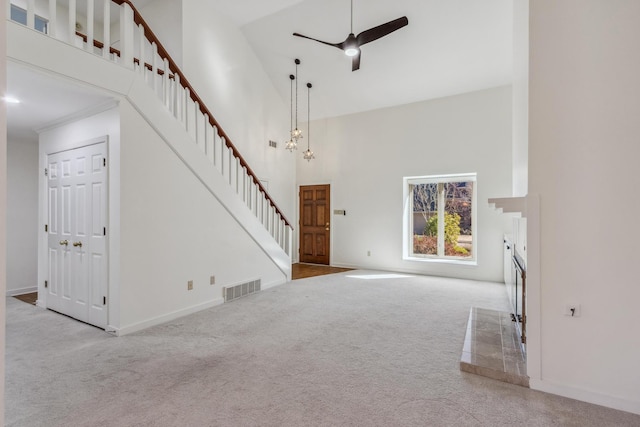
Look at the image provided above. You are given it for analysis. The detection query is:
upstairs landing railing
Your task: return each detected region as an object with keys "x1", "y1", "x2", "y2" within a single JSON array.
[{"x1": 8, "y1": 0, "x2": 292, "y2": 256}]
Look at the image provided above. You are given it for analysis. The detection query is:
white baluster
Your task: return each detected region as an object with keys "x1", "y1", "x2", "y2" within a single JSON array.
[
  {"x1": 151, "y1": 42, "x2": 158, "y2": 92},
  {"x1": 86, "y1": 0, "x2": 94, "y2": 53},
  {"x1": 258, "y1": 192, "x2": 263, "y2": 223},
  {"x1": 162, "y1": 58, "x2": 171, "y2": 108},
  {"x1": 103, "y1": 0, "x2": 111, "y2": 59},
  {"x1": 212, "y1": 127, "x2": 219, "y2": 168},
  {"x1": 194, "y1": 101, "x2": 200, "y2": 147},
  {"x1": 203, "y1": 114, "x2": 209, "y2": 156},
  {"x1": 227, "y1": 149, "x2": 234, "y2": 186},
  {"x1": 220, "y1": 138, "x2": 226, "y2": 177},
  {"x1": 207, "y1": 122, "x2": 215, "y2": 164},
  {"x1": 269, "y1": 206, "x2": 274, "y2": 236},
  {"x1": 184, "y1": 88, "x2": 190, "y2": 132},
  {"x1": 242, "y1": 168, "x2": 248, "y2": 204},
  {"x1": 191, "y1": 99, "x2": 198, "y2": 142},
  {"x1": 266, "y1": 205, "x2": 271, "y2": 234},
  {"x1": 26, "y1": 0, "x2": 35, "y2": 29},
  {"x1": 264, "y1": 199, "x2": 269, "y2": 229},
  {"x1": 68, "y1": 0, "x2": 76, "y2": 43},
  {"x1": 254, "y1": 183, "x2": 260, "y2": 216},
  {"x1": 235, "y1": 158, "x2": 240, "y2": 194},
  {"x1": 273, "y1": 212, "x2": 278, "y2": 242},
  {"x1": 137, "y1": 23, "x2": 145, "y2": 72},
  {"x1": 119, "y1": 2, "x2": 134, "y2": 68},
  {"x1": 272, "y1": 207, "x2": 277, "y2": 237},
  {"x1": 48, "y1": 0, "x2": 57, "y2": 37},
  {"x1": 228, "y1": 150, "x2": 233, "y2": 186},
  {"x1": 174, "y1": 74, "x2": 181, "y2": 119}
]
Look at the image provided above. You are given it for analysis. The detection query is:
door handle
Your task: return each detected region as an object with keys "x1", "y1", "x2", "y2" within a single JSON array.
[
  {"x1": 73, "y1": 241, "x2": 83, "y2": 248},
  {"x1": 325, "y1": 222, "x2": 330, "y2": 231},
  {"x1": 59, "y1": 240, "x2": 69, "y2": 246}
]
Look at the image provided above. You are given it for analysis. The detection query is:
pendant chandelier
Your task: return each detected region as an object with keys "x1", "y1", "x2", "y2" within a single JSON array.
[
  {"x1": 303, "y1": 82, "x2": 315, "y2": 161},
  {"x1": 284, "y1": 73, "x2": 297, "y2": 151},
  {"x1": 291, "y1": 58, "x2": 303, "y2": 142}
]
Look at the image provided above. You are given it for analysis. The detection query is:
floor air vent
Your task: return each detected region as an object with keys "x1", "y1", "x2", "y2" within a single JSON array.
[{"x1": 223, "y1": 279, "x2": 261, "y2": 302}]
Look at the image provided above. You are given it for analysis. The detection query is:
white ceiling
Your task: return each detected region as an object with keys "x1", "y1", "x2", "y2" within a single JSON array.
[
  {"x1": 239, "y1": 0, "x2": 514, "y2": 120},
  {"x1": 6, "y1": 62, "x2": 113, "y2": 141},
  {"x1": 6, "y1": 0, "x2": 513, "y2": 140}
]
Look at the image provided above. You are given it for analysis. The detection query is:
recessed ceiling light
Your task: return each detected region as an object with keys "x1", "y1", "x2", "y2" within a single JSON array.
[{"x1": 3, "y1": 96, "x2": 20, "y2": 104}]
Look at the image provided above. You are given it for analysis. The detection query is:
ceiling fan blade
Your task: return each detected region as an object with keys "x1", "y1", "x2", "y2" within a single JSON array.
[
  {"x1": 352, "y1": 53, "x2": 361, "y2": 72},
  {"x1": 356, "y1": 16, "x2": 408, "y2": 46},
  {"x1": 293, "y1": 32, "x2": 342, "y2": 49}
]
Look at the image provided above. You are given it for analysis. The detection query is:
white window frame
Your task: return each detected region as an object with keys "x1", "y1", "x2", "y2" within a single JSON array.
[
  {"x1": 403, "y1": 173, "x2": 477, "y2": 265},
  {"x1": 10, "y1": 4, "x2": 49, "y2": 33}
]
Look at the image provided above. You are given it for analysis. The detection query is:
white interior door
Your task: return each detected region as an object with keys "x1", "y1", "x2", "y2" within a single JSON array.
[{"x1": 47, "y1": 142, "x2": 108, "y2": 328}]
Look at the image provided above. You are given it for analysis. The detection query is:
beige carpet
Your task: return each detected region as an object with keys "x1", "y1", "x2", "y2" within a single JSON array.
[{"x1": 5, "y1": 270, "x2": 640, "y2": 426}]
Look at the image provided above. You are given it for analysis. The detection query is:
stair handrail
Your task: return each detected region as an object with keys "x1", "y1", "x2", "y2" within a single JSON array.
[{"x1": 112, "y1": 0, "x2": 292, "y2": 229}]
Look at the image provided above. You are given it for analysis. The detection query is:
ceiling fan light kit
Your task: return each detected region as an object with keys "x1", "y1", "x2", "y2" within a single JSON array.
[{"x1": 293, "y1": 0, "x2": 408, "y2": 71}]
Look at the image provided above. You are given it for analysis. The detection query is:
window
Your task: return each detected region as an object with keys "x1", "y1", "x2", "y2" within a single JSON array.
[
  {"x1": 11, "y1": 4, "x2": 49, "y2": 34},
  {"x1": 403, "y1": 173, "x2": 476, "y2": 263}
]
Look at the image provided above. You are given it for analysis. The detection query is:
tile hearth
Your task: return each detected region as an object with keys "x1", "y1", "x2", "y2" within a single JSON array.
[{"x1": 460, "y1": 307, "x2": 529, "y2": 387}]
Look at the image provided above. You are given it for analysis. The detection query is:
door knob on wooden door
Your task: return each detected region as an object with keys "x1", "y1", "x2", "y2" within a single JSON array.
[{"x1": 325, "y1": 222, "x2": 330, "y2": 231}]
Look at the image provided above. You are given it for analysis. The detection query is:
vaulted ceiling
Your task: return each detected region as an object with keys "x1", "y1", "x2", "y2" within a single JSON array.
[
  {"x1": 6, "y1": 0, "x2": 513, "y2": 139},
  {"x1": 233, "y1": 0, "x2": 513, "y2": 120}
]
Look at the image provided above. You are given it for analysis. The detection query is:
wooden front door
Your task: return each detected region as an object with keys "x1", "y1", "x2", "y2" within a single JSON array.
[{"x1": 299, "y1": 184, "x2": 330, "y2": 265}]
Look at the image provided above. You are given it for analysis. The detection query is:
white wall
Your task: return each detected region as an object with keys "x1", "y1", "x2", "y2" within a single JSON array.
[
  {"x1": 181, "y1": 1, "x2": 296, "y2": 224},
  {"x1": 1, "y1": 1, "x2": 8, "y2": 420},
  {"x1": 7, "y1": 137, "x2": 38, "y2": 295},
  {"x1": 118, "y1": 99, "x2": 286, "y2": 333},
  {"x1": 512, "y1": 0, "x2": 528, "y2": 197},
  {"x1": 528, "y1": 0, "x2": 640, "y2": 414},
  {"x1": 132, "y1": 0, "x2": 183, "y2": 68},
  {"x1": 296, "y1": 86, "x2": 513, "y2": 282}
]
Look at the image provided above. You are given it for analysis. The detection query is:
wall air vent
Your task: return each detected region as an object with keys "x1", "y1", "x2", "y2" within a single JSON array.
[{"x1": 223, "y1": 279, "x2": 261, "y2": 302}]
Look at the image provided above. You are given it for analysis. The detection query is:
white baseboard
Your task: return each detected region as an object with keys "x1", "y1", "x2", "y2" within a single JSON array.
[
  {"x1": 6, "y1": 286, "x2": 38, "y2": 297},
  {"x1": 530, "y1": 379, "x2": 640, "y2": 415},
  {"x1": 111, "y1": 297, "x2": 225, "y2": 336},
  {"x1": 260, "y1": 277, "x2": 287, "y2": 290}
]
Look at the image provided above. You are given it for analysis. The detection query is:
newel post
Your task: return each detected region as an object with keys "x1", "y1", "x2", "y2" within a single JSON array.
[{"x1": 119, "y1": 2, "x2": 134, "y2": 69}]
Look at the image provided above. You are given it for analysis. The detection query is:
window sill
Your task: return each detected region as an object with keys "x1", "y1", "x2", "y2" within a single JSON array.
[{"x1": 404, "y1": 256, "x2": 477, "y2": 267}]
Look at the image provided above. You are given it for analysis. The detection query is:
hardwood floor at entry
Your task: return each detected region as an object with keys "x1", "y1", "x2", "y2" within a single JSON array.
[
  {"x1": 292, "y1": 263, "x2": 353, "y2": 280},
  {"x1": 13, "y1": 292, "x2": 38, "y2": 306}
]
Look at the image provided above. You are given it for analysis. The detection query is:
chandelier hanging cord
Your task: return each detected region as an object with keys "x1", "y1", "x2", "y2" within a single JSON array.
[
  {"x1": 290, "y1": 58, "x2": 303, "y2": 141},
  {"x1": 303, "y1": 82, "x2": 315, "y2": 161},
  {"x1": 307, "y1": 82, "x2": 312, "y2": 151},
  {"x1": 289, "y1": 74, "x2": 294, "y2": 133},
  {"x1": 285, "y1": 73, "x2": 298, "y2": 152}
]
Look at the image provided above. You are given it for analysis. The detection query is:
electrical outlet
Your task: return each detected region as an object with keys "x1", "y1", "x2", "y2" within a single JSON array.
[
  {"x1": 210, "y1": 276, "x2": 215, "y2": 285},
  {"x1": 187, "y1": 280, "x2": 193, "y2": 291},
  {"x1": 564, "y1": 303, "x2": 581, "y2": 317}
]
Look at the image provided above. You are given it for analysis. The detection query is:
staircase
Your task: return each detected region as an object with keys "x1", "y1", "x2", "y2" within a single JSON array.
[{"x1": 7, "y1": 0, "x2": 293, "y2": 275}]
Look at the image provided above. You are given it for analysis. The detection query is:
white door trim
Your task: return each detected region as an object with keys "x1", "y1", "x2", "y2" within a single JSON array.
[{"x1": 38, "y1": 135, "x2": 109, "y2": 329}]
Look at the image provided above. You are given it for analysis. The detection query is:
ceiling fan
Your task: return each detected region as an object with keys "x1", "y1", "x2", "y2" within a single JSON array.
[{"x1": 293, "y1": 0, "x2": 409, "y2": 72}]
